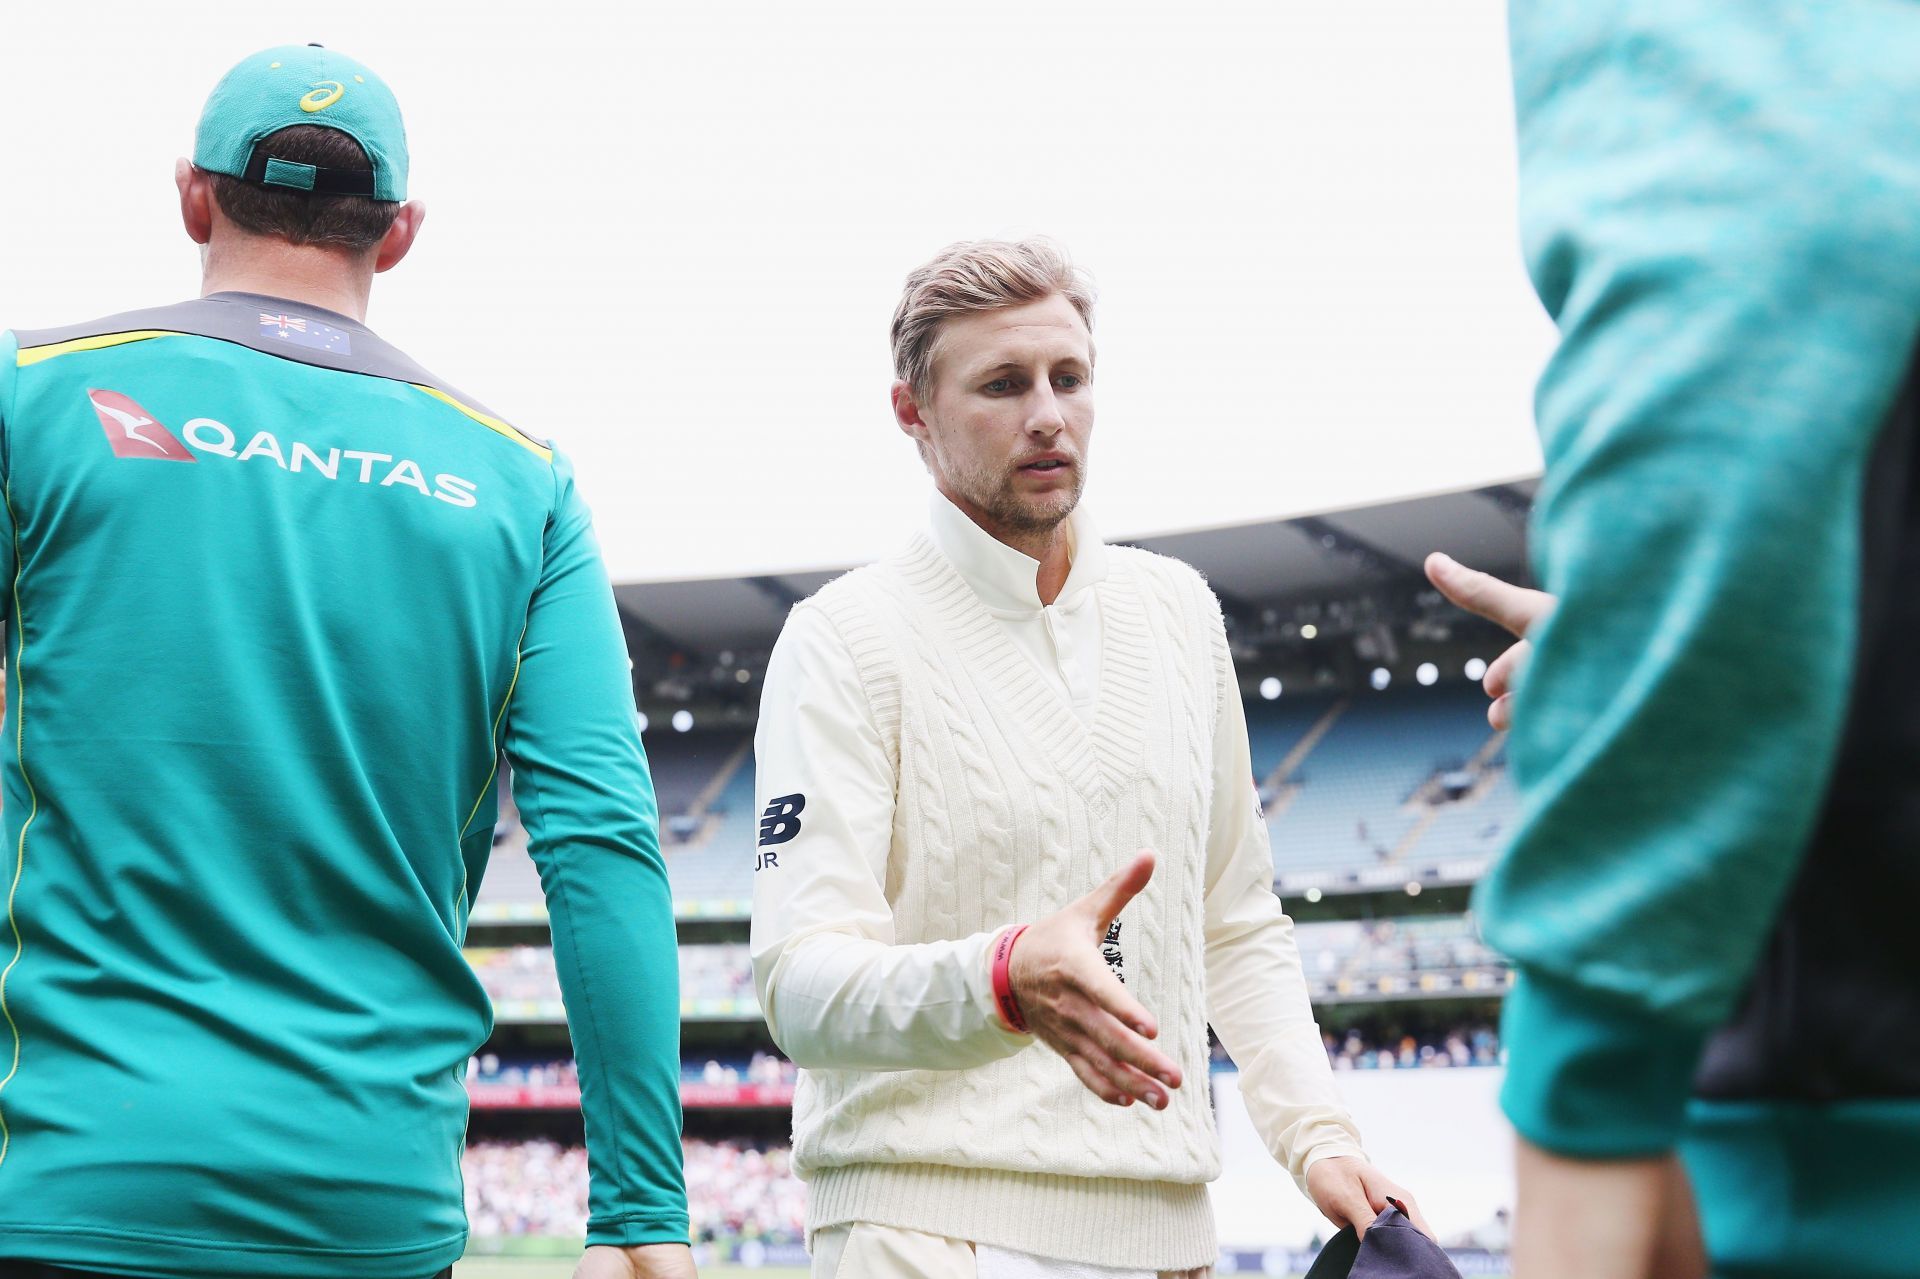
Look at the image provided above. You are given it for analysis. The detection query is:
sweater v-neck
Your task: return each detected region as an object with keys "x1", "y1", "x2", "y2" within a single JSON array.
[{"x1": 899, "y1": 532, "x2": 1153, "y2": 804}]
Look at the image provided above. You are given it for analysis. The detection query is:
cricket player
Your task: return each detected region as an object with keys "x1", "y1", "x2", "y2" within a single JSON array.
[
  {"x1": 751, "y1": 239, "x2": 1425, "y2": 1278},
  {"x1": 1410, "y1": 6, "x2": 1920, "y2": 1276},
  {"x1": 0, "y1": 47, "x2": 692, "y2": 1279}
]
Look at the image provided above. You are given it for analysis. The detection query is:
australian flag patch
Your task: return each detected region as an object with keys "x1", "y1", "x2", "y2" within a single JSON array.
[{"x1": 259, "y1": 311, "x2": 352, "y2": 355}]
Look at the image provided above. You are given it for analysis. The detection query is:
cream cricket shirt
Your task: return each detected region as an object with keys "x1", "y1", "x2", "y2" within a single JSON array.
[{"x1": 750, "y1": 494, "x2": 1364, "y2": 1269}]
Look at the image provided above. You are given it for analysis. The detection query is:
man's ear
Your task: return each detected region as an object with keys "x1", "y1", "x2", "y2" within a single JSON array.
[
  {"x1": 892, "y1": 380, "x2": 930, "y2": 448},
  {"x1": 372, "y1": 199, "x2": 426, "y2": 274},
  {"x1": 176, "y1": 158, "x2": 214, "y2": 246}
]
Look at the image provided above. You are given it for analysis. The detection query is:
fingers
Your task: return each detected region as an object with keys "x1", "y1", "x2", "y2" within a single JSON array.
[
  {"x1": 1063, "y1": 1051, "x2": 1133, "y2": 1106},
  {"x1": 1488, "y1": 693, "x2": 1513, "y2": 732},
  {"x1": 1046, "y1": 987, "x2": 1182, "y2": 1107},
  {"x1": 1077, "y1": 848, "x2": 1155, "y2": 929},
  {"x1": 1082, "y1": 1001, "x2": 1182, "y2": 1092},
  {"x1": 1084, "y1": 963, "x2": 1161, "y2": 1041},
  {"x1": 1483, "y1": 640, "x2": 1528, "y2": 700},
  {"x1": 1061, "y1": 1039, "x2": 1167, "y2": 1109},
  {"x1": 1425, "y1": 552, "x2": 1554, "y2": 639},
  {"x1": 1388, "y1": 1192, "x2": 1434, "y2": 1239},
  {"x1": 1334, "y1": 1185, "x2": 1377, "y2": 1236}
]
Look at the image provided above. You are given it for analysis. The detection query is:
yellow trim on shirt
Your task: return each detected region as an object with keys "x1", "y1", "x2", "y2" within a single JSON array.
[
  {"x1": 15, "y1": 330, "x2": 181, "y2": 367},
  {"x1": 0, "y1": 479, "x2": 40, "y2": 1170},
  {"x1": 411, "y1": 385, "x2": 553, "y2": 462}
]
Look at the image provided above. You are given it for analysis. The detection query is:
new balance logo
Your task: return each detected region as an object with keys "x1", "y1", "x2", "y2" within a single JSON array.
[
  {"x1": 87, "y1": 389, "x2": 196, "y2": 462},
  {"x1": 755, "y1": 793, "x2": 806, "y2": 870}
]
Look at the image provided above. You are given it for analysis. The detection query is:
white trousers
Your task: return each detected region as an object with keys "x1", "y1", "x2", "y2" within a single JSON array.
[{"x1": 811, "y1": 1222, "x2": 1211, "y2": 1279}]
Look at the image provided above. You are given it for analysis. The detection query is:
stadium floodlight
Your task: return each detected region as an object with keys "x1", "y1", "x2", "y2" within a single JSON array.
[
  {"x1": 1370, "y1": 667, "x2": 1391, "y2": 690},
  {"x1": 735, "y1": 668, "x2": 752, "y2": 684},
  {"x1": 1300, "y1": 623, "x2": 1318, "y2": 639},
  {"x1": 1259, "y1": 676, "x2": 1282, "y2": 700},
  {"x1": 1465, "y1": 656, "x2": 1489, "y2": 681},
  {"x1": 1416, "y1": 662, "x2": 1438, "y2": 686},
  {"x1": 634, "y1": 711, "x2": 650, "y2": 733},
  {"x1": 671, "y1": 709, "x2": 694, "y2": 732}
]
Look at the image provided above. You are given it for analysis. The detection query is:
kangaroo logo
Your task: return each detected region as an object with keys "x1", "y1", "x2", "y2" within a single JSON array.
[{"x1": 86, "y1": 389, "x2": 197, "y2": 462}]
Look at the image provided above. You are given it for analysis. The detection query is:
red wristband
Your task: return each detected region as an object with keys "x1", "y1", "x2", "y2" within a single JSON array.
[{"x1": 991, "y1": 925, "x2": 1031, "y2": 1034}]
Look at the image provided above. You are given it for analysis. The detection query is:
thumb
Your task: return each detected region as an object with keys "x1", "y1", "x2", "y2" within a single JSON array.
[
  {"x1": 1079, "y1": 849, "x2": 1155, "y2": 928},
  {"x1": 1425, "y1": 552, "x2": 1554, "y2": 639}
]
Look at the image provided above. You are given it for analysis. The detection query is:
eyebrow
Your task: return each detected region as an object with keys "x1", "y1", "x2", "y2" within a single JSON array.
[{"x1": 968, "y1": 356, "x2": 1091, "y2": 379}]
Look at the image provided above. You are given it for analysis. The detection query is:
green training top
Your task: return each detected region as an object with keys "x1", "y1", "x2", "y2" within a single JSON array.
[
  {"x1": 0, "y1": 293, "x2": 685, "y2": 1277},
  {"x1": 1486, "y1": 3, "x2": 1920, "y2": 1158}
]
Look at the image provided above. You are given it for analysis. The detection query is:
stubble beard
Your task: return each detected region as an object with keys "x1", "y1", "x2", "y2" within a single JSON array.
[{"x1": 954, "y1": 455, "x2": 1085, "y2": 541}]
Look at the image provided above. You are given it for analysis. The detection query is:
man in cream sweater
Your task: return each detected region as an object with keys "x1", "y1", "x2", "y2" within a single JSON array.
[{"x1": 750, "y1": 239, "x2": 1425, "y2": 1278}]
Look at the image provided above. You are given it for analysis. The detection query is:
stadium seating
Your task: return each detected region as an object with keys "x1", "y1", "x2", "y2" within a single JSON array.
[
  {"x1": 474, "y1": 685, "x2": 1518, "y2": 918},
  {"x1": 471, "y1": 729, "x2": 757, "y2": 919},
  {"x1": 1293, "y1": 916, "x2": 1510, "y2": 1002},
  {"x1": 1256, "y1": 685, "x2": 1512, "y2": 891}
]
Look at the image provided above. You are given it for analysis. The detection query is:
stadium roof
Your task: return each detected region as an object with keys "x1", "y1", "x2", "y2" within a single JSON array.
[{"x1": 614, "y1": 479, "x2": 1535, "y2": 654}]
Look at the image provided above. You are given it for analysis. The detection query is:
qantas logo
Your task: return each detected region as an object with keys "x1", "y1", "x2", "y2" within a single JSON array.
[
  {"x1": 86, "y1": 388, "x2": 478, "y2": 508},
  {"x1": 87, "y1": 389, "x2": 197, "y2": 462}
]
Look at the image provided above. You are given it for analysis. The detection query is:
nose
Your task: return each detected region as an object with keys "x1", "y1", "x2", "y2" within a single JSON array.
[{"x1": 1026, "y1": 385, "x2": 1067, "y2": 437}]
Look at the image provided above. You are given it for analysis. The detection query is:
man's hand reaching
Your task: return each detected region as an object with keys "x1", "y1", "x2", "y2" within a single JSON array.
[
  {"x1": 1007, "y1": 850, "x2": 1184, "y2": 1110},
  {"x1": 1424, "y1": 553, "x2": 1556, "y2": 731}
]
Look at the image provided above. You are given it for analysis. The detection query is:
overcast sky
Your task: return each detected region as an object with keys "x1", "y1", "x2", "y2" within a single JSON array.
[{"x1": 1, "y1": 1, "x2": 1550, "y2": 584}]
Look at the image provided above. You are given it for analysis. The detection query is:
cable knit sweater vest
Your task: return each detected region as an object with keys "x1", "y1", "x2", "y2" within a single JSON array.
[{"x1": 792, "y1": 533, "x2": 1228, "y2": 1271}]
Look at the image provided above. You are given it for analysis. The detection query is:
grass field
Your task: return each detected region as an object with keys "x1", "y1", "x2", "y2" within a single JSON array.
[{"x1": 458, "y1": 1259, "x2": 806, "y2": 1279}]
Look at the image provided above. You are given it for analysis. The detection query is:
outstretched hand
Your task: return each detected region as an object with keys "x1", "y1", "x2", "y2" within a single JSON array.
[
  {"x1": 1008, "y1": 850, "x2": 1183, "y2": 1110},
  {"x1": 1424, "y1": 553, "x2": 1556, "y2": 731}
]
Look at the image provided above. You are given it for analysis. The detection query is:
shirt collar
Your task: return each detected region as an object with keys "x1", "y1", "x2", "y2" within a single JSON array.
[{"x1": 927, "y1": 490, "x2": 1109, "y2": 616}]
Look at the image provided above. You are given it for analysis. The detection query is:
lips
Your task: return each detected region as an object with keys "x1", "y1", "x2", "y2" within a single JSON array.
[{"x1": 1018, "y1": 454, "x2": 1073, "y2": 472}]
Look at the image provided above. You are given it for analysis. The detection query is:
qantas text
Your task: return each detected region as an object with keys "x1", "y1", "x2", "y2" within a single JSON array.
[{"x1": 182, "y1": 417, "x2": 478, "y2": 508}]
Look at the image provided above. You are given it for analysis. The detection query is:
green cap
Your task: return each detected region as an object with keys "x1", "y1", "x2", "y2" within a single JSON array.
[{"x1": 193, "y1": 44, "x2": 408, "y2": 202}]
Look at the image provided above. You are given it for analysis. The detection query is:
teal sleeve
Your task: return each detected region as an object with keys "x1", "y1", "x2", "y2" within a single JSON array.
[
  {"x1": 503, "y1": 449, "x2": 688, "y2": 1244},
  {"x1": 0, "y1": 332, "x2": 16, "y2": 591},
  {"x1": 1487, "y1": 2, "x2": 1920, "y2": 1156}
]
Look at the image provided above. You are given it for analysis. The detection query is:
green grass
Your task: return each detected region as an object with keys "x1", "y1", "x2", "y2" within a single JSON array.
[{"x1": 458, "y1": 1260, "x2": 805, "y2": 1279}]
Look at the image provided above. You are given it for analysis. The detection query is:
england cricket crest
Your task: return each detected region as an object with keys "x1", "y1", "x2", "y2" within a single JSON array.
[{"x1": 1102, "y1": 920, "x2": 1124, "y2": 984}]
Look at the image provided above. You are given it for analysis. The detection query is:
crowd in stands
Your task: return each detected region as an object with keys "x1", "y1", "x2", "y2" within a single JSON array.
[
  {"x1": 463, "y1": 1138, "x2": 804, "y2": 1245},
  {"x1": 469, "y1": 923, "x2": 1503, "y2": 1017},
  {"x1": 678, "y1": 942, "x2": 756, "y2": 1009},
  {"x1": 690, "y1": 1051, "x2": 797, "y2": 1088},
  {"x1": 1211, "y1": 1022, "x2": 1502, "y2": 1072},
  {"x1": 463, "y1": 943, "x2": 758, "y2": 1012},
  {"x1": 467, "y1": 1053, "x2": 797, "y2": 1088},
  {"x1": 468, "y1": 1055, "x2": 580, "y2": 1087},
  {"x1": 1321, "y1": 1024, "x2": 1502, "y2": 1070}
]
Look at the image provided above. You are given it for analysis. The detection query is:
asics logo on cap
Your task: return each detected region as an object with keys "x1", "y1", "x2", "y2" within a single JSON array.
[{"x1": 300, "y1": 80, "x2": 345, "y2": 113}]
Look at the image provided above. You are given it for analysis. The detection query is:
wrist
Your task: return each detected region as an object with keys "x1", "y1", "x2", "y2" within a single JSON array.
[{"x1": 990, "y1": 924, "x2": 1031, "y2": 1033}]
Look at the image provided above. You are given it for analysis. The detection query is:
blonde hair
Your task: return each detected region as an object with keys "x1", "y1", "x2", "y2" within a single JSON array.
[{"x1": 890, "y1": 238, "x2": 1096, "y2": 399}]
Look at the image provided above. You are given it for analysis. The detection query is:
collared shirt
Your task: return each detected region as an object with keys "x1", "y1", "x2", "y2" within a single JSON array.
[{"x1": 927, "y1": 492, "x2": 1108, "y2": 724}]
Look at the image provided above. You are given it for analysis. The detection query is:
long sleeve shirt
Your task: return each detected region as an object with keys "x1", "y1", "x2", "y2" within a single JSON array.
[{"x1": 0, "y1": 296, "x2": 686, "y2": 1279}]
